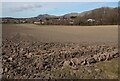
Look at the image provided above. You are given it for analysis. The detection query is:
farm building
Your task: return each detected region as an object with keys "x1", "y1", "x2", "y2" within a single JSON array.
[{"x1": 87, "y1": 19, "x2": 95, "y2": 22}]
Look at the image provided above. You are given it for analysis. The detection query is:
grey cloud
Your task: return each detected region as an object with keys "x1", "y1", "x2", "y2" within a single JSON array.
[{"x1": 11, "y1": 4, "x2": 42, "y2": 12}]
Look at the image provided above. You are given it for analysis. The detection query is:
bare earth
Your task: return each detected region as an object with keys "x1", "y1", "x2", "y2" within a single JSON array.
[
  {"x1": 2, "y1": 24, "x2": 118, "y2": 43},
  {"x1": 2, "y1": 24, "x2": 119, "y2": 79}
]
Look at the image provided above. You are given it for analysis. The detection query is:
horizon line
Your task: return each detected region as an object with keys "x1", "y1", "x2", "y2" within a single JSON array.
[{"x1": 1, "y1": 6, "x2": 117, "y2": 18}]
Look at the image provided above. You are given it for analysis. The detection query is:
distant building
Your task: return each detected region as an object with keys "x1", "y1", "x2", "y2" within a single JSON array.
[
  {"x1": 34, "y1": 21, "x2": 44, "y2": 25},
  {"x1": 34, "y1": 21, "x2": 41, "y2": 24},
  {"x1": 87, "y1": 19, "x2": 95, "y2": 22},
  {"x1": 69, "y1": 21, "x2": 74, "y2": 25},
  {"x1": 58, "y1": 18, "x2": 61, "y2": 21},
  {"x1": 41, "y1": 21, "x2": 44, "y2": 25},
  {"x1": 20, "y1": 20, "x2": 26, "y2": 23},
  {"x1": 69, "y1": 20, "x2": 74, "y2": 25}
]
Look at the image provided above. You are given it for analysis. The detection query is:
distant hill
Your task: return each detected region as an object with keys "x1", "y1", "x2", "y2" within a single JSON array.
[
  {"x1": 1, "y1": 7, "x2": 118, "y2": 25},
  {"x1": 36, "y1": 14, "x2": 56, "y2": 19},
  {"x1": 77, "y1": 7, "x2": 118, "y2": 25},
  {"x1": 63, "y1": 13, "x2": 79, "y2": 18}
]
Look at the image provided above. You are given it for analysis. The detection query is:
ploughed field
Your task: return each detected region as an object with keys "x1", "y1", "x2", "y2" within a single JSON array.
[
  {"x1": 2, "y1": 24, "x2": 119, "y2": 79},
  {"x1": 2, "y1": 24, "x2": 118, "y2": 43}
]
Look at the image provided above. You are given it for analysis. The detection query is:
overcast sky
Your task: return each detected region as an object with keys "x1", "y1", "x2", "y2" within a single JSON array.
[{"x1": 2, "y1": 2, "x2": 118, "y2": 18}]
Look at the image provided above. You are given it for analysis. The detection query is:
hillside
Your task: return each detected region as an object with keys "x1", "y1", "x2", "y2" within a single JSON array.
[{"x1": 1, "y1": 7, "x2": 118, "y2": 25}]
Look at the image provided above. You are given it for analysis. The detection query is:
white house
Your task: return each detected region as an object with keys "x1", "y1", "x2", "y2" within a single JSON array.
[
  {"x1": 87, "y1": 19, "x2": 95, "y2": 22},
  {"x1": 34, "y1": 22, "x2": 41, "y2": 24},
  {"x1": 69, "y1": 21, "x2": 74, "y2": 25}
]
